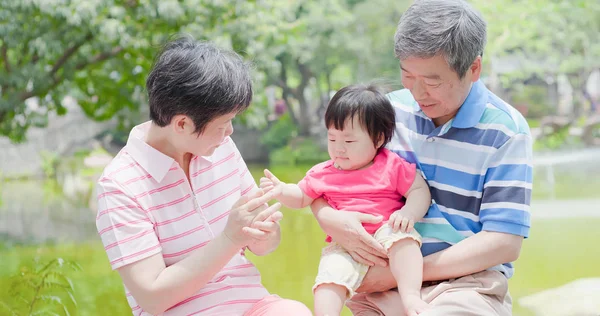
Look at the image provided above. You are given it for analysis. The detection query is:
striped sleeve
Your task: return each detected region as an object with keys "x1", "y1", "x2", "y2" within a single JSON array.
[
  {"x1": 480, "y1": 133, "x2": 533, "y2": 237},
  {"x1": 96, "y1": 178, "x2": 161, "y2": 270},
  {"x1": 229, "y1": 138, "x2": 258, "y2": 196}
]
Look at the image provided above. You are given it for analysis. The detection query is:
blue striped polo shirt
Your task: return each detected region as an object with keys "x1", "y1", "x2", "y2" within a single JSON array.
[{"x1": 386, "y1": 80, "x2": 533, "y2": 278}]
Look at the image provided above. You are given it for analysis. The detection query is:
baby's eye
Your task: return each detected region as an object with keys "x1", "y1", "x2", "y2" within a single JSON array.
[
  {"x1": 328, "y1": 139, "x2": 335, "y2": 142},
  {"x1": 345, "y1": 141, "x2": 355, "y2": 143}
]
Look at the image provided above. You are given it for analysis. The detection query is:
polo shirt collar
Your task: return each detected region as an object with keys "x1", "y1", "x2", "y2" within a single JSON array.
[
  {"x1": 125, "y1": 121, "x2": 176, "y2": 183},
  {"x1": 451, "y1": 80, "x2": 488, "y2": 129}
]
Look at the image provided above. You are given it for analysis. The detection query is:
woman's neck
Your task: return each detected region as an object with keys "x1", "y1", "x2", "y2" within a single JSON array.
[{"x1": 146, "y1": 123, "x2": 192, "y2": 169}]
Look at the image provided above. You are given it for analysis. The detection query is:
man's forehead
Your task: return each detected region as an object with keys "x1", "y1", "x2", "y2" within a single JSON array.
[
  {"x1": 401, "y1": 65, "x2": 443, "y2": 80},
  {"x1": 400, "y1": 56, "x2": 451, "y2": 78}
]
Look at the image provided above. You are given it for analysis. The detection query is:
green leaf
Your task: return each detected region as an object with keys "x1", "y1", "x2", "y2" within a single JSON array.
[
  {"x1": 37, "y1": 295, "x2": 69, "y2": 316},
  {"x1": 0, "y1": 301, "x2": 20, "y2": 316}
]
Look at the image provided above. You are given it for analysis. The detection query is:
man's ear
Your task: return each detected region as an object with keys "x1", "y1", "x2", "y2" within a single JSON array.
[{"x1": 469, "y1": 56, "x2": 482, "y2": 83}]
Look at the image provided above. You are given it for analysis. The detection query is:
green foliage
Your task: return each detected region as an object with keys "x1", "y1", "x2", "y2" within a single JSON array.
[
  {"x1": 533, "y1": 127, "x2": 582, "y2": 151},
  {"x1": 39, "y1": 151, "x2": 60, "y2": 179},
  {"x1": 1, "y1": 258, "x2": 81, "y2": 316},
  {"x1": 0, "y1": 243, "x2": 130, "y2": 315},
  {"x1": 260, "y1": 114, "x2": 298, "y2": 151},
  {"x1": 1, "y1": 0, "x2": 597, "y2": 142},
  {"x1": 512, "y1": 85, "x2": 553, "y2": 118},
  {"x1": 270, "y1": 138, "x2": 329, "y2": 166},
  {"x1": 477, "y1": 0, "x2": 600, "y2": 101},
  {"x1": 0, "y1": 0, "x2": 271, "y2": 142}
]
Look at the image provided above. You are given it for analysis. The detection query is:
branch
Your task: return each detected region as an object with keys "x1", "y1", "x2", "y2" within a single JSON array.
[
  {"x1": 275, "y1": 55, "x2": 299, "y2": 127},
  {"x1": 49, "y1": 33, "x2": 93, "y2": 78},
  {"x1": 296, "y1": 58, "x2": 312, "y2": 93},
  {"x1": 1, "y1": 43, "x2": 10, "y2": 73},
  {"x1": 75, "y1": 46, "x2": 123, "y2": 70},
  {"x1": 19, "y1": 75, "x2": 63, "y2": 101},
  {"x1": 19, "y1": 46, "x2": 123, "y2": 102}
]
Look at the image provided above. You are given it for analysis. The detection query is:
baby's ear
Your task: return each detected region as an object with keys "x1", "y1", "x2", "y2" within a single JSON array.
[{"x1": 376, "y1": 133, "x2": 385, "y2": 148}]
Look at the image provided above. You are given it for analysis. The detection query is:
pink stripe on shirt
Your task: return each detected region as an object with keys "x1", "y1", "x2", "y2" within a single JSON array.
[
  {"x1": 146, "y1": 194, "x2": 191, "y2": 212},
  {"x1": 105, "y1": 229, "x2": 155, "y2": 251},
  {"x1": 172, "y1": 284, "x2": 263, "y2": 309},
  {"x1": 194, "y1": 169, "x2": 239, "y2": 194},
  {"x1": 201, "y1": 186, "x2": 240, "y2": 209},
  {"x1": 96, "y1": 124, "x2": 268, "y2": 315},
  {"x1": 135, "y1": 179, "x2": 185, "y2": 199},
  {"x1": 191, "y1": 152, "x2": 235, "y2": 178}
]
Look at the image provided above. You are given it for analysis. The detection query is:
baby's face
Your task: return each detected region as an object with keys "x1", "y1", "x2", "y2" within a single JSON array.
[{"x1": 327, "y1": 116, "x2": 379, "y2": 171}]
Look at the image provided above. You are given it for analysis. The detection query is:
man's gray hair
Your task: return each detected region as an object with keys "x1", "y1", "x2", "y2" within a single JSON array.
[{"x1": 394, "y1": 0, "x2": 487, "y2": 79}]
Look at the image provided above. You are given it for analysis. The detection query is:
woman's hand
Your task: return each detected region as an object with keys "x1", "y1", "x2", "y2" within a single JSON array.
[
  {"x1": 224, "y1": 189, "x2": 281, "y2": 248},
  {"x1": 246, "y1": 211, "x2": 283, "y2": 256}
]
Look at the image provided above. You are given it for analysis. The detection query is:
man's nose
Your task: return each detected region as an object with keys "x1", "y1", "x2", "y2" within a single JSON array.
[{"x1": 412, "y1": 79, "x2": 429, "y2": 100}]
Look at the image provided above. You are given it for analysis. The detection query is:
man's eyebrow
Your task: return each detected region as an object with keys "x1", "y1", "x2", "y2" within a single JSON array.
[
  {"x1": 401, "y1": 67, "x2": 441, "y2": 80},
  {"x1": 423, "y1": 74, "x2": 442, "y2": 80}
]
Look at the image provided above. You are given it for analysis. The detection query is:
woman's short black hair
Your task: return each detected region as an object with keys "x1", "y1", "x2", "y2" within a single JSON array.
[
  {"x1": 146, "y1": 36, "x2": 252, "y2": 134},
  {"x1": 325, "y1": 84, "x2": 396, "y2": 149}
]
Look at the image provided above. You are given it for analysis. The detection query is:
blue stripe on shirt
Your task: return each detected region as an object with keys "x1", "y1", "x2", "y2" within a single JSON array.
[{"x1": 387, "y1": 80, "x2": 533, "y2": 279}]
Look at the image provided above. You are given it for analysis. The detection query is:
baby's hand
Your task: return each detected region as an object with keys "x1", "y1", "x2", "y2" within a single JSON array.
[
  {"x1": 259, "y1": 169, "x2": 284, "y2": 197},
  {"x1": 388, "y1": 209, "x2": 417, "y2": 233}
]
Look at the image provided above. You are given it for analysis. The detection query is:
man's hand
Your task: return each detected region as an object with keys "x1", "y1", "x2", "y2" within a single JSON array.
[{"x1": 311, "y1": 198, "x2": 389, "y2": 267}]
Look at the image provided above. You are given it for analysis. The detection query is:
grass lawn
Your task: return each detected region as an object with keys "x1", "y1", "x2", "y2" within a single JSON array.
[{"x1": 1, "y1": 216, "x2": 598, "y2": 316}]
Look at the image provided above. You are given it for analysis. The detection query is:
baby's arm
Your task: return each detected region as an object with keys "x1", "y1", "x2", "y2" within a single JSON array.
[
  {"x1": 389, "y1": 172, "x2": 431, "y2": 232},
  {"x1": 260, "y1": 169, "x2": 315, "y2": 209},
  {"x1": 402, "y1": 173, "x2": 431, "y2": 220}
]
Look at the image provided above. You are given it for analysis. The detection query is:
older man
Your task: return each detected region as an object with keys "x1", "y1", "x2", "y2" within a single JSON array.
[{"x1": 312, "y1": 1, "x2": 532, "y2": 315}]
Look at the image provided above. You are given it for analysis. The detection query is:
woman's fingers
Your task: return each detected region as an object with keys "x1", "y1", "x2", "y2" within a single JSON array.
[
  {"x1": 242, "y1": 227, "x2": 269, "y2": 240},
  {"x1": 251, "y1": 219, "x2": 280, "y2": 232},
  {"x1": 253, "y1": 203, "x2": 282, "y2": 222}
]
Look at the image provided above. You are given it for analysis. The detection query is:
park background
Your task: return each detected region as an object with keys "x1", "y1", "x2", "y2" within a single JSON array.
[{"x1": 1, "y1": 1, "x2": 599, "y2": 315}]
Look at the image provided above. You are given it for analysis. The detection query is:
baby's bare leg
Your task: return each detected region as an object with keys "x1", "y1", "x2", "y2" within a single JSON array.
[
  {"x1": 388, "y1": 238, "x2": 428, "y2": 316},
  {"x1": 314, "y1": 283, "x2": 347, "y2": 316}
]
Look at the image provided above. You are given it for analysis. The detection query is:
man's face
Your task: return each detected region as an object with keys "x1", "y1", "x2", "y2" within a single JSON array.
[{"x1": 400, "y1": 55, "x2": 481, "y2": 126}]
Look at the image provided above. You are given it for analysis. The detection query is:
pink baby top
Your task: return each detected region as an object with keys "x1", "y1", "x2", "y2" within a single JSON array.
[{"x1": 298, "y1": 148, "x2": 417, "y2": 240}]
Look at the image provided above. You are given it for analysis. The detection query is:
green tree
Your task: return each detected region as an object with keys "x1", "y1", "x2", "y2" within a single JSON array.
[
  {"x1": 477, "y1": 0, "x2": 600, "y2": 114},
  {"x1": 0, "y1": 0, "x2": 271, "y2": 143},
  {"x1": 229, "y1": 0, "x2": 359, "y2": 136}
]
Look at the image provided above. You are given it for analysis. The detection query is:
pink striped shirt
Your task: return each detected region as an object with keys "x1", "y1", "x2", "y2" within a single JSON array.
[{"x1": 96, "y1": 122, "x2": 269, "y2": 315}]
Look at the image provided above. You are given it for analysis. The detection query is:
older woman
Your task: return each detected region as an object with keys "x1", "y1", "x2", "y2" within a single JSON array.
[{"x1": 96, "y1": 37, "x2": 311, "y2": 316}]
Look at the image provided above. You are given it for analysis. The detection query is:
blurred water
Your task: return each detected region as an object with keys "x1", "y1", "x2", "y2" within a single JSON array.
[
  {"x1": 1, "y1": 150, "x2": 599, "y2": 245},
  {"x1": 0, "y1": 180, "x2": 96, "y2": 245}
]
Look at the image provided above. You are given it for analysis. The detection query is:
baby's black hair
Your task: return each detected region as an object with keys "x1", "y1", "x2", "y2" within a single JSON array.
[{"x1": 325, "y1": 84, "x2": 396, "y2": 148}]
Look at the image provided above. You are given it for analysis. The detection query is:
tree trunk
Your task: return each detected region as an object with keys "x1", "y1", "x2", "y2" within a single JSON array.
[{"x1": 294, "y1": 59, "x2": 313, "y2": 136}]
